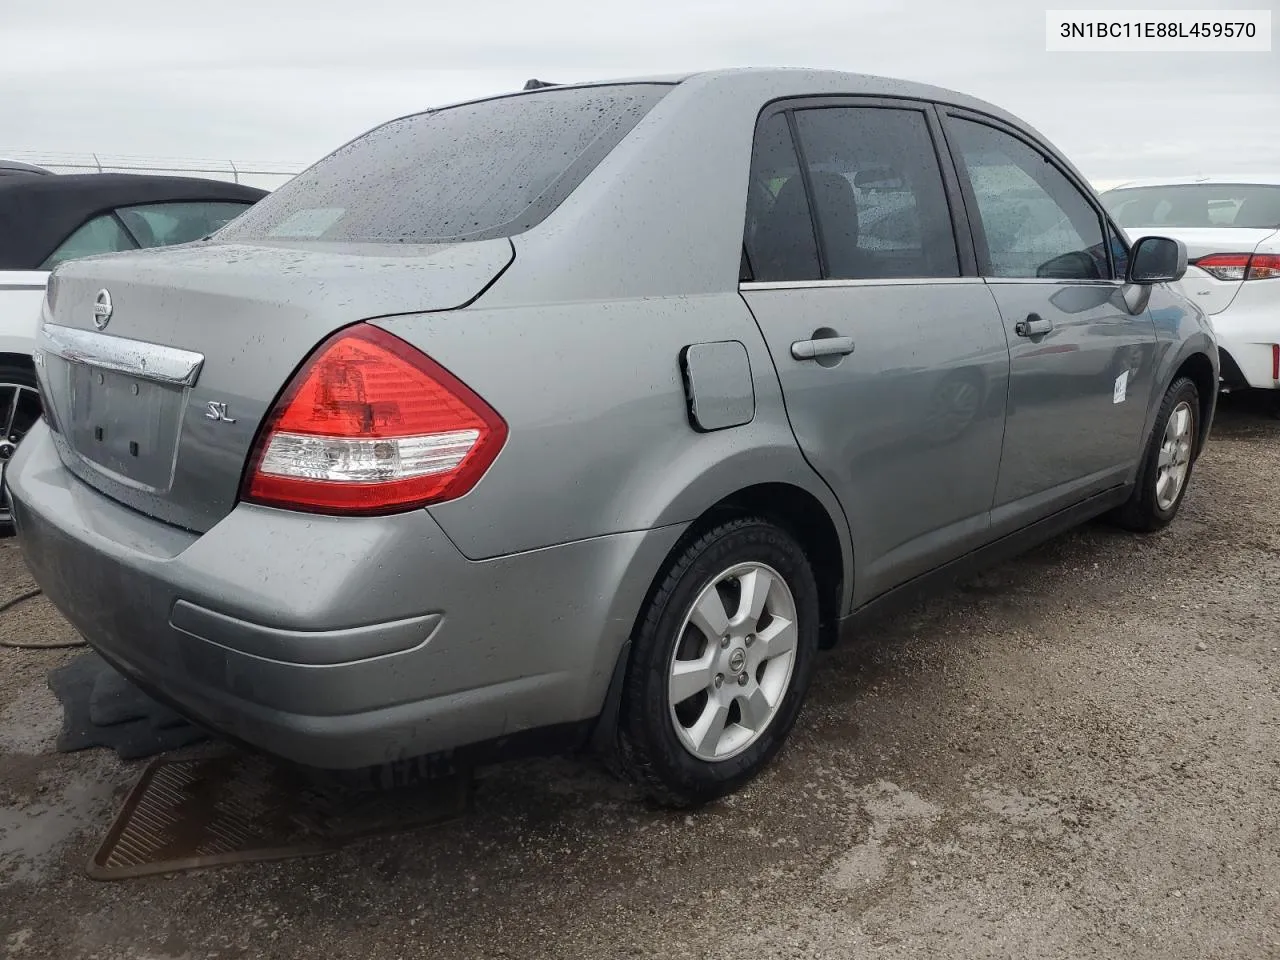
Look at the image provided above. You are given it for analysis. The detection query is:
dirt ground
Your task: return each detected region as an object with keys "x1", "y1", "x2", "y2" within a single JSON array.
[{"x1": 1, "y1": 394, "x2": 1278, "y2": 960}]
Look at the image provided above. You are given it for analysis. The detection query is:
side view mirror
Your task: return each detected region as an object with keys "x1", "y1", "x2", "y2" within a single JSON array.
[{"x1": 1128, "y1": 236, "x2": 1188, "y2": 284}]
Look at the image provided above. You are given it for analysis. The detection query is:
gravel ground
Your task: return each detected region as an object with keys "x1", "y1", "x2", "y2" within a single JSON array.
[{"x1": 1, "y1": 394, "x2": 1278, "y2": 960}]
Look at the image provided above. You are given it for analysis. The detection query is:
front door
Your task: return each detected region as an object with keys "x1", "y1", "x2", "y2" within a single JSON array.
[
  {"x1": 740, "y1": 101, "x2": 1009, "y2": 605},
  {"x1": 942, "y1": 112, "x2": 1158, "y2": 529}
]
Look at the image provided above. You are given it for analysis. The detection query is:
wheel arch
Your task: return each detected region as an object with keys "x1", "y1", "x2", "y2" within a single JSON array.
[
  {"x1": 1170, "y1": 349, "x2": 1218, "y2": 452},
  {"x1": 640, "y1": 481, "x2": 850, "y2": 651},
  {"x1": 1215, "y1": 346, "x2": 1247, "y2": 392}
]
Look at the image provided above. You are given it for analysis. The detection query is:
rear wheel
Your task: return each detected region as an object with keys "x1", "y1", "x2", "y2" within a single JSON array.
[
  {"x1": 618, "y1": 517, "x2": 820, "y2": 808},
  {"x1": 1111, "y1": 376, "x2": 1200, "y2": 532},
  {"x1": 0, "y1": 361, "x2": 41, "y2": 537}
]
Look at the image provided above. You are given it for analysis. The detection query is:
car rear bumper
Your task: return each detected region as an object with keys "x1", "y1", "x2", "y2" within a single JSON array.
[
  {"x1": 1211, "y1": 281, "x2": 1280, "y2": 389},
  {"x1": 6, "y1": 423, "x2": 683, "y2": 768},
  {"x1": 1218, "y1": 339, "x2": 1277, "y2": 390}
]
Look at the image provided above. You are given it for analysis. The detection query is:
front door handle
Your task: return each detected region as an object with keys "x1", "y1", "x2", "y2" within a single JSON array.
[
  {"x1": 791, "y1": 336, "x2": 856, "y2": 361},
  {"x1": 1015, "y1": 313, "x2": 1053, "y2": 338}
]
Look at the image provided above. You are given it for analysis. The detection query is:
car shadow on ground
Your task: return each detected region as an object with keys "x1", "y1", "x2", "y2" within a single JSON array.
[{"x1": 1209, "y1": 388, "x2": 1279, "y2": 439}]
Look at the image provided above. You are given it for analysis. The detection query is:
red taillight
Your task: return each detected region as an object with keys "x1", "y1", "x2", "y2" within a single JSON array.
[
  {"x1": 1247, "y1": 254, "x2": 1280, "y2": 281},
  {"x1": 1273, "y1": 344, "x2": 1279, "y2": 382},
  {"x1": 1194, "y1": 253, "x2": 1251, "y2": 281},
  {"x1": 1194, "y1": 253, "x2": 1280, "y2": 281},
  {"x1": 243, "y1": 324, "x2": 507, "y2": 515}
]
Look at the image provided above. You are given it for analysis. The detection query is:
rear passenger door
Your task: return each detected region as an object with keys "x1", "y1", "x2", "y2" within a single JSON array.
[
  {"x1": 740, "y1": 99, "x2": 1010, "y2": 605},
  {"x1": 940, "y1": 112, "x2": 1157, "y2": 530}
]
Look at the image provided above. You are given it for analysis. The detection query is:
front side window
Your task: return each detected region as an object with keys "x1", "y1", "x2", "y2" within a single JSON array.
[
  {"x1": 40, "y1": 214, "x2": 137, "y2": 269},
  {"x1": 947, "y1": 118, "x2": 1107, "y2": 281},
  {"x1": 220, "y1": 84, "x2": 670, "y2": 245},
  {"x1": 792, "y1": 107, "x2": 960, "y2": 280},
  {"x1": 117, "y1": 201, "x2": 254, "y2": 248},
  {"x1": 1108, "y1": 223, "x2": 1130, "y2": 281}
]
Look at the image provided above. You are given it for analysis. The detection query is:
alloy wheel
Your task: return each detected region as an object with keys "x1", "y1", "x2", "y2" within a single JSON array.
[
  {"x1": 0, "y1": 381, "x2": 41, "y2": 526},
  {"x1": 1154, "y1": 400, "x2": 1194, "y2": 511},
  {"x1": 667, "y1": 561, "x2": 799, "y2": 762}
]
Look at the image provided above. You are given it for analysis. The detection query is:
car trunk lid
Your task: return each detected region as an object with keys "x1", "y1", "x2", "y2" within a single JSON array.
[
  {"x1": 35, "y1": 237, "x2": 513, "y2": 532},
  {"x1": 1129, "y1": 227, "x2": 1278, "y2": 315}
]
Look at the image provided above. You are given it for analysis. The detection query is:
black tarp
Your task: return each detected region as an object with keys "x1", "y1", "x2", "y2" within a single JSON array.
[{"x1": 0, "y1": 173, "x2": 267, "y2": 270}]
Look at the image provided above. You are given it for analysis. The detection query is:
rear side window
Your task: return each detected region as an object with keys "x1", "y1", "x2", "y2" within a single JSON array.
[
  {"x1": 220, "y1": 84, "x2": 670, "y2": 245},
  {"x1": 743, "y1": 113, "x2": 821, "y2": 282},
  {"x1": 41, "y1": 214, "x2": 136, "y2": 269},
  {"x1": 947, "y1": 118, "x2": 1107, "y2": 281},
  {"x1": 118, "y1": 201, "x2": 254, "y2": 247},
  {"x1": 792, "y1": 107, "x2": 959, "y2": 279}
]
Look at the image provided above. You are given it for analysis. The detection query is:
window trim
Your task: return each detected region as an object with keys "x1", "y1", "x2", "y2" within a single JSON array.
[
  {"x1": 937, "y1": 108, "x2": 1118, "y2": 283},
  {"x1": 741, "y1": 276, "x2": 988, "y2": 291},
  {"x1": 740, "y1": 95, "x2": 977, "y2": 288},
  {"x1": 1104, "y1": 219, "x2": 1132, "y2": 283},
  {"x1": 784, "y1": 108, "x2": 829, "y2": 279},
  {"x1": 111, "y1": 209, "x2": 146, "y2": 248}
]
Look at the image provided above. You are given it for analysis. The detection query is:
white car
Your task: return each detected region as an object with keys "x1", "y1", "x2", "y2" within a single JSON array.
[
  {"x1": 1101, "y1": 176, "x2": 1280, "y2": 404},
  {"x1": 1, "y1": 173, "x2": 265, "y2": 530}
]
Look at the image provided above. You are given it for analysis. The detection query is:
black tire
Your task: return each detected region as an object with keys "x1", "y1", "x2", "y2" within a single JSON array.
[
  {"x1": 0, "y1": 360, "x2": 41, "y2": 538},
  {"x1": 617, "y1": 517, "x2": 820, "y2": 808},
  {"x1": 1111, "y1": 376, "x2": 1200, "y2": 533}
]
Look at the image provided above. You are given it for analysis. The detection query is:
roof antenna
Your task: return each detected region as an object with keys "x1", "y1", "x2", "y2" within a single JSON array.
[{"x1": 522, "y1": 79, "x2": 558, "y2": 90}]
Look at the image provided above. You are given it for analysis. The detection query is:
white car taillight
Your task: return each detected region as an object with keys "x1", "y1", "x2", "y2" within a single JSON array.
[{"x1": 1194, "y1": 253, "x2": 1280, "y2": 281}]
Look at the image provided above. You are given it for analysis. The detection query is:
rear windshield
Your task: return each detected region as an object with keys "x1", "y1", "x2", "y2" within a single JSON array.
[
  {"x1": 1103, "y1": 184, "x2": 1280, "y2": 230},
  {"x1": 220, "y1": 84, "x2": 671, "y2": 245}
]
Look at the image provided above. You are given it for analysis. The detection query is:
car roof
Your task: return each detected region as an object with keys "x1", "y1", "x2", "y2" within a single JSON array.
[
  {"x1": 1103, "y1": 175, "x2": 1280, "y2": 191},
  {"x1": 0, "y1": 173, "x2": 268, "y2": 271},
  {"x1": 421, "y1": 67, "x2": 1022, "y2": 129}
]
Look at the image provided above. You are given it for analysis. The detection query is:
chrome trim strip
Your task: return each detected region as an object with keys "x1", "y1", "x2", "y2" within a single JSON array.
[
  {"x1": 741, "y1": 277, "x2": 1125, "y2": 291},
  {"x1": 39, "y1": 323, "x2": 204, "y2": 387},
  {"x1": 985, "y1": 278, "x2": 1122, "y2": 287},
  {"x1": 740, "y1": 277, "x2": 986, "y2": 291},
  {"x1": 0, "y1": 283, "x2": 48, "y2": 292}
]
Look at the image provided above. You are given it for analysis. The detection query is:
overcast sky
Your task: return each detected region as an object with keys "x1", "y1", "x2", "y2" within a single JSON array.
[{"x1": 1, "y1": 0, "x2": 1275, "y2": 182}]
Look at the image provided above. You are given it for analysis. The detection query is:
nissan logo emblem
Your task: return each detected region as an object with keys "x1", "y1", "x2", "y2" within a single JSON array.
[{"x1": 92, "y1": 289, "x2": 112, "y2": 331}]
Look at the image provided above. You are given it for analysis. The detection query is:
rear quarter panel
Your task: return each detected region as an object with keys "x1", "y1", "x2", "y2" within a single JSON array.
[
  {"x1": 375, "y1": 294, "x2": 849, "y2": 570},
  {"x1": 375, "y1": 74, "x2": 864, "y2": 607}
]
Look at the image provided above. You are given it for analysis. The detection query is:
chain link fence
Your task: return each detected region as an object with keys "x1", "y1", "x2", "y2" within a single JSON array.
[{"x1": 0, "y1": 151, "x2": 304, "y2": 190}]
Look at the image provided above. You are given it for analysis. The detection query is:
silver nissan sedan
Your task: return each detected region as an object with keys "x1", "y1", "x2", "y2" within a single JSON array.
[{"x1": 5, "y1": 69, "x2": 1216, "y2": 806}]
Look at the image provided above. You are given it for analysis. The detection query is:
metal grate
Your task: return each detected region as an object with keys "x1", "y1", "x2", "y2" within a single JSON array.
[{"x1": 89, "y1": 753, "x2": 469, "y2": 880}]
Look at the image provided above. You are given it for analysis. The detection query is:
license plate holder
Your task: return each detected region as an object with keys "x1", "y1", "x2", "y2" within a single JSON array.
[{"x1": 67, "y1": 364, "x2": 184, "y2": 490}]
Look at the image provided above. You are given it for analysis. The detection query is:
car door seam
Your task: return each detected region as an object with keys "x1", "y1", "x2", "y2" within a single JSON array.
[
  {"x1": 982, "y1": 278, "x2": 1015, "y2": 514},
  {"x1": 735, "y1": 289, "x2": 857, "y2": 610}
]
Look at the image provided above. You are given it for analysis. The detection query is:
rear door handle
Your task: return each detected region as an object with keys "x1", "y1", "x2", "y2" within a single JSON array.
[
  {"x1": 791, "y1": 336, "x2": 856, "y2": 361},
  {"x1": 1015, "y1": 314, "x2": 1053, "y2": 338}
]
